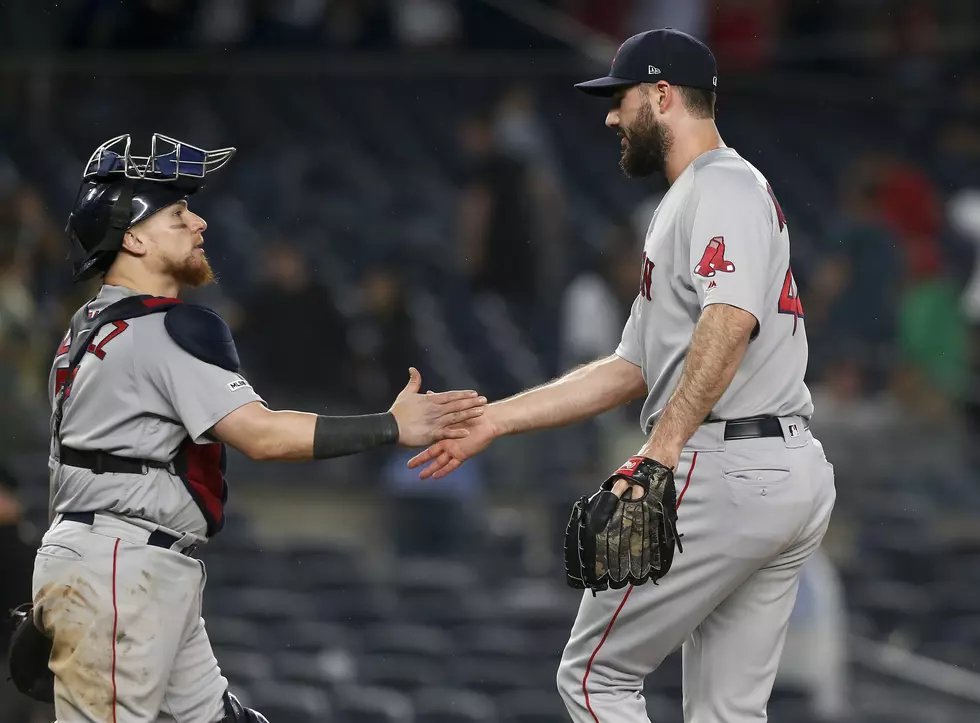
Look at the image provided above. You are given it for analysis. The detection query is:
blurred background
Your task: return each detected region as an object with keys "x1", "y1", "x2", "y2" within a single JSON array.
[{"x1": 2, "y1": 1, "x2": 980, "y2": 722}]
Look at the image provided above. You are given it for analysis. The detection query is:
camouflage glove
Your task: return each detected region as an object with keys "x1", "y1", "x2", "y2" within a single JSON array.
[
  {"x1": 6, "y1": 603, "x2": 54, "y2": 703},
  {"x1": 564, "y1": 456, "x2": 683, "y2": 594}
]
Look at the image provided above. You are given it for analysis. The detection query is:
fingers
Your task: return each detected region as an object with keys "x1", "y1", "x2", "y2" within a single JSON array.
[
  {"x1": 610, "y1": 480, "x2": 645, "y2": 500},
  {"x1": 438, "y1": 407, "x2": 485, "y2": 427},
  {"x1": 430, "y1": 457, "x2": 462, "y2": 480},
  {"x1": 427, "y1": 389, "x2": 482, "y2": 404},
  {"x1": 403, "y1": 367, "x2": 422, "y2": 394},
  {"x1": 438, "y1": 427, "x2": 471, "y2": 440},
  {"x1": 437, "y1": 395, "x2": 488, "y2": 415},
  {"x1": 407, "y1": 444, "x2": 444, "y2": 468},
  {"x1": 418, "y1": 451, "x2": 454, "y2": 480}
]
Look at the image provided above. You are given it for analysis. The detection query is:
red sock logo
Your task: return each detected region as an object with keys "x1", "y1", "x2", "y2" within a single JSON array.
[{"x1": 693, "y1": 237, "x2": 735, "y2": 278}]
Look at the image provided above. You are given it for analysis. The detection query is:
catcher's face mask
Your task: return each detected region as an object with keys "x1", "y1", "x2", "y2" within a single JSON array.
[
  {"x1": 67, "y1": 133, "x2": 236, "y2": 282},
  {"x1": 82, "y1": 133, "x2": 236, "y2": 183}
]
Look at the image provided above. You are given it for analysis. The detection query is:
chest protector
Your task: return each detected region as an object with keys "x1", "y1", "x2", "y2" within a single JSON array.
[{"x1": 53, "y1": 294, "x2": 239, "y2": 538}]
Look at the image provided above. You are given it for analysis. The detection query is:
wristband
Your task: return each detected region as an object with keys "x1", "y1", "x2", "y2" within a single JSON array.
[{"x1": 312, "y1": 412, "x2": 399, "y2": 459}]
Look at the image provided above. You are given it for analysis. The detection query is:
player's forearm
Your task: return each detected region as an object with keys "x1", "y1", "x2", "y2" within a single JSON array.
[
  {"x1": 214, "y1": 404, "x2": 397, "y2": 461},
  {"x1": 490, "y1": 354, "x2": 646, "y2": 437},
  {"x1": 641, "y1": 304, "x2": 756, "y2": 466}
]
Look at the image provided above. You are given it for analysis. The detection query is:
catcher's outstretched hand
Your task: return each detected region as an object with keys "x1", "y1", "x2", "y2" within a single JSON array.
[
  {"x1": 389, "y1": 368, "x2": 487, "y2": 447},
  {"x1": 407, "y1": 411, "x2": 496, "y2": 479}
]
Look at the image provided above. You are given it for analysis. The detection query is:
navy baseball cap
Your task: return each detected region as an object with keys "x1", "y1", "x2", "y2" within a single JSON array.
[{"x1": 575, "y1": 28, "x2": 718, "y2": 97}]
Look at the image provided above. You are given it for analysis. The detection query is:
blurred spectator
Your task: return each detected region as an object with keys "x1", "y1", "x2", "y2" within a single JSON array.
[
  {"x1": 558, "y1": 0, "x2": 632, "y2": 38},
  {"x1": 193, "y1": 0, "x2": 252, "y2": 47},
  {"x1": 805, "y1": 159, "x2": 902, "y2": 386},
  {"x1": 456, "y1": 114, "x2": 539, "y2": 304},
  {"x1": 626, "y1": 0, "x2": 707, "y2": 39},
  {"x1": 348, "y1": 265, "x2": 425, "y2": 412},
  {"x1": 390, "y1": 0, "x2": 461, "y2": 50},
  {"x1": 251, "y1": 0, "x2": 328, "y2": 49},
  {"x1": 456, "y1": 109, "x2": 566, "y2": 349},
  {"x1": 875, "y1": 156, "x2": 944, "y2": 281},
  {"x1": 777, "y1": 548, "x2": 850, "y2": 722},
  {"x1": 559, "y1": 224, "x2": 636, "y2": 371},
  {"x1": 320, "y1": 0, "x2": 393, "y2": 49},
  {"x1": 708, "y1": 0, "x2": 782, "y2": 72},
  {"x1": 0, "y1": 463, "x2": 47, "y2": 723},
  {"x1": 234, "y1": 238, "x2": 350, "y2": 406},
  {"x1": 493, "y1": 85, "x2": 562, "y2": 177},
  {"x1": 898, "y1": 274, "x2": 969, "y2": 407},
  {"x1": 381, "y1": 447, "x2": 485, "y2": 559},
  {"x1": 948, "y1": 188, "x2": 980, "y2": 431}
]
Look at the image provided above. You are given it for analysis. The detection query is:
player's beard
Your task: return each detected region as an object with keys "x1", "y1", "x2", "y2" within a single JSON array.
[
  {"x1": 166, "y1": 249, "x2": 215, "y2": 288},
  {"x1": 620, "y1": 101, "x2": 671, "y2": 178}
]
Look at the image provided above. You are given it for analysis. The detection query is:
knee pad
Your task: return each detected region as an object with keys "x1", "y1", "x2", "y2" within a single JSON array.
[{"x1": 220, "y1": 691, "x2": 270, "y2": 723}]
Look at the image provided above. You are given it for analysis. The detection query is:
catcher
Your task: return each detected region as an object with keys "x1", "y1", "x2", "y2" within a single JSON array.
[
  {"x1": 410, "y1": 28, "x2": 836, "y2": 723},
  {"x1": 7, "y1": 133, "x2": 487, "y2": 723}
]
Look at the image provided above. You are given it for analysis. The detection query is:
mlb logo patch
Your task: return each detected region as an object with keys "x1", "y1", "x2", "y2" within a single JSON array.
[
  {"x1": 227, "y1": 378, "x2": 250, "y2": 392},
  {"x1": 788, "y1": 423, "x2": 799, "y2": 438}
]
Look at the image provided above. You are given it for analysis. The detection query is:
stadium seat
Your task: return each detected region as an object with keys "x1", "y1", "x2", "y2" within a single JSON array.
[
  {"x1": 850, "y1": 580, "x2": 933, "y2": 638},
  {"x1": 213, "y1": 649, "x2": 274, "y2": 688},
  {"x1": 206, "y1": 588, "x2": 319, "y2": 626},
  {"x1": 450, "y1": 657, "x2": 541, "y2": 697},
  {"x1": 272, "y1": 619, "x2": 360, "y2": 655},
  {"x1": 331, "y1": 684, "x2": 415, "y2": 723},
  {"x1": 314, "y1": 586, "x2": 398, "y2": 629},
  {"x1": 246, "y1": 680, "x2": 332, "y2": 719},
  {"x1": 202, "y1": 616, "x2": 266, "y2": 653},
  {"x1": 413, "y1": 686, "x2": 497, "y2": 723},
  {"x1": 360, "y1": 622, "x2": 456, "y2": 660},
  {"x1": 271, "y1": 650, "x2": 354, "y2": 687},
  {"x1": 355, "y1": 652, "x2": 447, "y2": 694},
  {"x1": 498, "y1": 690, "x2": 568, "y2": 723},
  {"x1": 455, "y1": 625, "x2": 530, "y2": 664}
]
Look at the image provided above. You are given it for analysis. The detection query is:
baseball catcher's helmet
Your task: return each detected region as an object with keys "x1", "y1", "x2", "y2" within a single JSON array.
[{"x1": 66, "y1": 133, "x2": 236, "y2": 282}]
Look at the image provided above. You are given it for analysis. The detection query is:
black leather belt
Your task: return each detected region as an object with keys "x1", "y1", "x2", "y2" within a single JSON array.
[
  {"x1": 60, "y1": 511, "x2": 194, "y2": 555},
  {"x1": 59, "y1": 447, "x2": 172, "y2": 475},
  {"x1": 722, "y1": 416, "x2": 795, "y2": 440}
]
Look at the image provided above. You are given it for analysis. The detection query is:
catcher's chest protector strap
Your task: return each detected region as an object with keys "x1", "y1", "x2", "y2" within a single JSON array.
[{"x1": 53, "y1": 295, "x2": 181, "y2": 442}]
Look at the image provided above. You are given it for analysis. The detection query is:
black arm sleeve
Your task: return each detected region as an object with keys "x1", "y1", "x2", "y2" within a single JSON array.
[{"x1": 312, "y1": 412, "x2": 400, "y2": 459}]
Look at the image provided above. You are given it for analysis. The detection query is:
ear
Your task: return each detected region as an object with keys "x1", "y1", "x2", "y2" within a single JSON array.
[
  {"x1": 644, "y1": 81, "x2": 670, "y2": 115},
  {"x1": 120, "y1": 230, "x2": 146, "y2": 257}
]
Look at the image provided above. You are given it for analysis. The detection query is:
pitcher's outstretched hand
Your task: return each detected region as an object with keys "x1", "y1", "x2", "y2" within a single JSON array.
[
  {"x1": 407, "y1": 410, "x2": 496, "y2": 478},
  {"x1": 389, "y1": 368, "x2": 487, "y2": 447}
]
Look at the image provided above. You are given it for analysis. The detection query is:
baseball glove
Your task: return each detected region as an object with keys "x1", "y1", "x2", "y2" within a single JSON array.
[
  {"x1": 564, "y1": 456, "x2": 683, "y2": 594},
  {"x1": 6, "y1": 603, "x2": 54, "y2": 703}
]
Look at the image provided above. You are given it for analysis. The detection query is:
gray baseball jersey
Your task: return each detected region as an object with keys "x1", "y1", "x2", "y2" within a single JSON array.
[
  {"x1": 616, "y1": 147, "x2": 812, "y2": 431},
  {"x1": 46, "y1": 284, "x2": 263, "y2": 538}
]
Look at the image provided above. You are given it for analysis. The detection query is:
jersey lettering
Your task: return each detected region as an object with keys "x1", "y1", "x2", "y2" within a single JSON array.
[
  {"x1": 56, "y1": 330, "x2": 71, "y2": 356},
  {"x1": 86, "y1": 321, "x2": 129, "y2": 360},
  {"x1": 778, "y1": 266, "x2": 804, "y2": 334},
  {"x1": 640, "y1": 252, "x2": 655, "y2": 301},
  {"x1": 767, "y1": 183, "x2": 787, "y2": 232}
]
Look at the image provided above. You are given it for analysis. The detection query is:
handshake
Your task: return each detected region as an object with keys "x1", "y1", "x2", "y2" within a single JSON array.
[{"x1": 387, "y1": 367, "x2": 497, "y2": 478}]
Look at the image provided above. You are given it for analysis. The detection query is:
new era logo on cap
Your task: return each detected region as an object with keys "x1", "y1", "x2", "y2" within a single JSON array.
[{"x1": 648, "y1": 65, "x2": 661, "y2": 75}]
